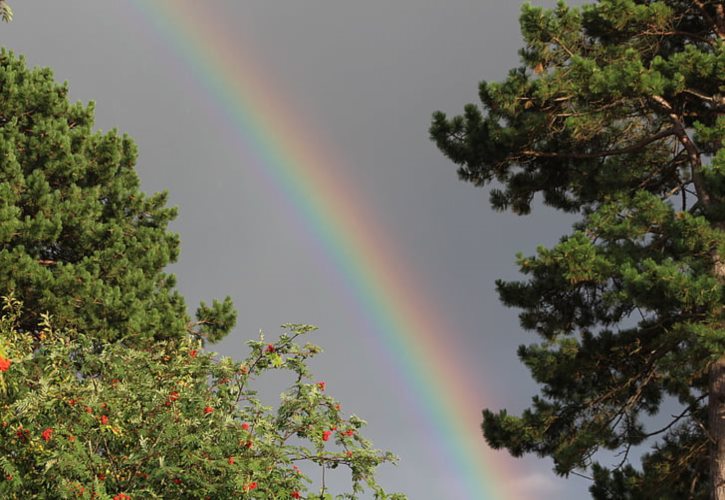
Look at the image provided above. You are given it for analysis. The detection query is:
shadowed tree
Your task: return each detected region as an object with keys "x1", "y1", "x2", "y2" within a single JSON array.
[
  {"x1": 0, "y1": 50, "x2": 235, "y2": 345},
  {"x1": 431, "y1": 1, "x2": 724, "y2": 498}
]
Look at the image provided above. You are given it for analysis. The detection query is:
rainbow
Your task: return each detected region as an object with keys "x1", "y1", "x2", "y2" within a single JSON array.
[{"x1": 126, "y1": 2, "x2": 518, "y2": 498}]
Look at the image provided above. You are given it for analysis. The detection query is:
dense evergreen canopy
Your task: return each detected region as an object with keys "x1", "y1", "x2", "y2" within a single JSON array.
[
  {"x1": 431, "y1": 1, "x2": 724, "y2": 497},
  {"x1": 0, "y1": 50, "x2": 235, "y2": 345}
]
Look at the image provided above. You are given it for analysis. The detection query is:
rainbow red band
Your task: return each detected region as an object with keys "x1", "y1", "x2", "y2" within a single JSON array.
[{"x1": 126, "y1": 1, "x2": 516, "y2": 498}]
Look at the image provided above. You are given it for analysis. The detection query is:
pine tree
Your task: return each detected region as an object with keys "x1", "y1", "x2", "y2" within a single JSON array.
[
  {"x1": 0, "y1": 50, "x2": 235, "y2": 345},
  {"x1": 430, "y1": 1, "x2": 724, "y2": 497}
]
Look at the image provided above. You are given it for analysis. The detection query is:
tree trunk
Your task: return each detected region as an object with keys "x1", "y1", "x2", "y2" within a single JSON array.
[
  {"x1": 712, "y1": 236, "x2": 725, "y2": 500},
  {"x1": 711, "y1": 356, "x2": 725, "y2": 499},
  {"x1": 711, "y1": 240, "x2": 725, "y2": 499},
  {"x1": 698, "y1": 6, "x2": 725, "y2": 492}
]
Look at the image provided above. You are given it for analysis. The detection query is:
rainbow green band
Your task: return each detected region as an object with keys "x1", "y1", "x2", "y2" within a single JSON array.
[{"x1": 126, "y1": 2, "x2": 513, "y2": 497}]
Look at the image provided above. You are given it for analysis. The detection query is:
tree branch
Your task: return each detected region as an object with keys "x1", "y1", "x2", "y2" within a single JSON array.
[
  {"x1": 641, "y1": 30, "x2": 715, "y2": 45},
  {"x1": 650, "y1": 95, "x2": 712, "y2": 208},
  {"x1": 518, "y1": 127, "x2": 676, "y2": 160},
  {"x1": 691, "y1": 0, "x2": 725, "y2": 39},
  {"x1": 551, "y1": 36, "x2": 576, "y2": 58},
  {"x1": 643, "y1": 395, "x2": 707, "y2": 439},
  {"x1": 682, "y1": 88, "x2": 725, "y2": 109}
]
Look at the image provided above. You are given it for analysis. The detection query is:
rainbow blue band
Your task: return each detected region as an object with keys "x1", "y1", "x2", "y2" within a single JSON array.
[{"x1": 126, "y1": 2, "x2": 514, "y2": 498}]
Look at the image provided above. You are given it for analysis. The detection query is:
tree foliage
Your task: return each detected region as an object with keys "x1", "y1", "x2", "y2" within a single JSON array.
[
  {"x1": 431, "y1": 0, "x2": 724, "y2": 497},
  {"x1": 0, "y1": 295, "x2": 402, "y2": 499},
  {"x1": 0, "y1": 50, "x2": 235, "y2": 345},
  {"x1": 0, "y1": 1, "x2": 11, "y2": 23}
]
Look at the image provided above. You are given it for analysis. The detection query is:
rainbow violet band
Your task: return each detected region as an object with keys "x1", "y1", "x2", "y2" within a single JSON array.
[{"x1": 126, "y1": 2, "x2": 515, "y2": 498}]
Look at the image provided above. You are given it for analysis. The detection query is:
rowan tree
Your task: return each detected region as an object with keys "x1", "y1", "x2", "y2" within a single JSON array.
[
  {"x1": 0, "y1": 295, "x2": 402, "y2": 499},
  {"x1": 0, "y1": 50, "x2": 235, "y2": 345},
  {"x1": 430, "y1": 1, "x2": 724, "y2": 498}
]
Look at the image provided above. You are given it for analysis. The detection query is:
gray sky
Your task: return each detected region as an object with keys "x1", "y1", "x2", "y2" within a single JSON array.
[{"x1": 4, "y1": 1, "x2": 594, "y2": 498}]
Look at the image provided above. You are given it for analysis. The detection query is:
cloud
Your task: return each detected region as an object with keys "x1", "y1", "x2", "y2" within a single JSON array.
[{"x1": 510, "y1": 472, "x2": 563, "y2": 499}]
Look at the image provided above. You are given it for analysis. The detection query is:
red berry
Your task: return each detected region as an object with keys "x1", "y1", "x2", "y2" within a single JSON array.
[{"x1": 41, "y1": 427, "x2": 53, "y2": 442}]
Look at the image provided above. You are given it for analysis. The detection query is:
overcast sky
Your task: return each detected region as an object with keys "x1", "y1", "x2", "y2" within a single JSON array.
[{"x1": 4, "y1": 1, "x2": 594, "y2": 498}]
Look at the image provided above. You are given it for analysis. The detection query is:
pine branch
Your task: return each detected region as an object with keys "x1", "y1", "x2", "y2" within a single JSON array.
[
  {"x1": 650, "y1": 96, "x2": 711, "y2": 206},
  {"x1": 642, "y1": 395, "x2": 707, "y2": 439},
  {"x1": 682, "y1": 88, "x2": 725, "y2": 109},
  {"x1": 691, "y1": 0, "x2": 725, "y2": 40},
  {"x1": 640, "y1": 30, "x2": 716, "y2": 46},
  {"x1": 518, "y1": 127, "x2": 676, "y2": 160},
  {"x1": 0, "y1": 1, "x2": 12, "y2": 23}
]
